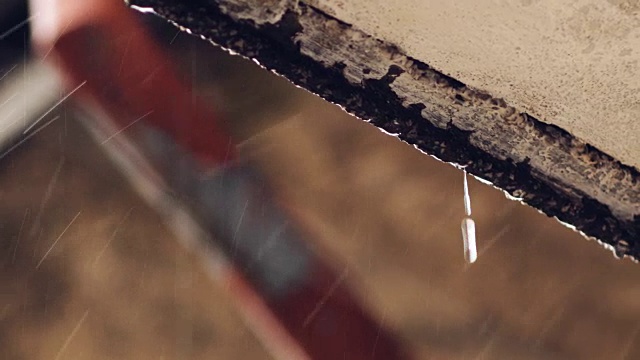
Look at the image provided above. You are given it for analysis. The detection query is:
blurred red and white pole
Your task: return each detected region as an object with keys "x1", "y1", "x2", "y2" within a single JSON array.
[{"x1": 29, "y1": 0, "x2": 410, "y2": 358}]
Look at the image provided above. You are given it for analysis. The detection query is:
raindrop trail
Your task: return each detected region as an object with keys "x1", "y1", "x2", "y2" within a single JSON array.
[
  {"x1": 0, "y1": 65, "x2": 17, "y2": 83},
  {"x1": 11, "y1": 208, "x2": 30, "y2": 263},
  {"x1": 22, "y1": 81, "x2": 86, "y2": 134},
  {"x1": 231, "y1": 199, "x2": 249, "y2": 257},
  {"x1": 169, "y1": 29, "x2": 181, "y2": 44},
  {"x1": 39, "y1": 21, "x2": 72, "y2": 63},
  {"x1": 0, "y1": 15, "x2": 38, "y2": 41},
  {"x1": 0, "y1": 115, "x2": 60, "y2": 160},
  {"x1": 371, "y1": 306, "x2": 387, "y2": 358},
  {"x1": 618, "y1": 322, "x2": 640, "y2": 360},
  {"x1": 533, "y1": 301, "x2": 568, "y2": 348},
  {"x1": 140, "y1": 67, "x2": 162, "y2": 85},
  {"x1": 302, "y1": 266, "x2": 349, "y2": 328},
  {"x1": 92, "y1": 207, "x2": 135, "y2": 266},
  {"x1": 117, "y1": 35, "x2": 134, "y2": 77},
  {"x1": 472, "y1": 332, "x2": 501, "y2": 360},
  {"x1": 0, "y1": 108, "x2": 18, "y2": 130},
  {"x1": 53, "y1": 310, "x2": 89, "y2": 360},
  {"x1": 30, "y1": 156, "x2": 65, "y2": 237},
  {"x1": 0, "y1": 93, "x2": 17, "y2": 110},
  {"x1": 100, "y1": 110, "x2": 154, "y2": 145},
  {"x1": 483, "y1": 227, "x2": 510, "y2": 251},
  {"x1": 35, "y1": 210, "x2": 81, "y2": 269},
  {"x1": 256, "y1": 220, "x2": 288, "y2": 260}
]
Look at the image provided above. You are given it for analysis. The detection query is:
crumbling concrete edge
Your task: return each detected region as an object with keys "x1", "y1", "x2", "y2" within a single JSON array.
[{"x1": 128, "y1": 0, "x2": 640, "y2": 260}]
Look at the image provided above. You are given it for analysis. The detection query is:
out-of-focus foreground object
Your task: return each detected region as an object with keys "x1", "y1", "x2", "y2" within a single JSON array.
[
  {"x1": 27, "y1": 0, "x2": 409, "y2": 358},
  {"x1": 29, "y1": 0, "x2": 235, "y2": 167},
  {"x1": 126, "y1": 0, "x2": 640, "y2": 261}
]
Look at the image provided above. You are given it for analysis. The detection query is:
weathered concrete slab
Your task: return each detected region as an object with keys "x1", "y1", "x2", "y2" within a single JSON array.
[{"x1": 127, "y1": 0, "x2": 640, "y2": 259}]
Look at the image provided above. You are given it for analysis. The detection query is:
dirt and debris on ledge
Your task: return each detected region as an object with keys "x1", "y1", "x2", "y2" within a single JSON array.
[{"x1": 127, "y1": 0, "x2": 640, "y2": 260}]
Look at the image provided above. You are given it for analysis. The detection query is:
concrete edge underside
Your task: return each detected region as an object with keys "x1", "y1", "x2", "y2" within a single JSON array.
[{"x1": 128, "y1": 0, "x2": 640, "y2": 260}]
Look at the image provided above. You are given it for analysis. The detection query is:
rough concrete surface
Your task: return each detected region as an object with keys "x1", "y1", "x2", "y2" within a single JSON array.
[
  {"x1": 308, "y1": 0, "x2": 640, "y2": 171},
  {"x1": 127, "y1": 0, "x2": 640, "y2": 260}
]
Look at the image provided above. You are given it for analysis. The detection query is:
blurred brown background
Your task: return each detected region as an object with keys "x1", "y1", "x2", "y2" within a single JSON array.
[{"x1": 1, "y1": 6, "x2": 640, "y2": 360}]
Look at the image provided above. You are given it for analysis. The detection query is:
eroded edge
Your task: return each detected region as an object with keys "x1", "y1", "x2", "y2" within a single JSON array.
[{"x1": 128, "y1": 0, "x2": 640, "y2": 260}]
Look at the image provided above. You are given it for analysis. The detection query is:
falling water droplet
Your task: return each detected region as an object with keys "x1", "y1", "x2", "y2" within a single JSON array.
[
  {"x1": 462, "y1": 170, "x2": 477, "y2": 264},
  {"x1": 463, "y1": 169, "x2": 471, "y2": 217},
  {"x1": 462, "y1": 217, "x2": 477, "y2": 263}
]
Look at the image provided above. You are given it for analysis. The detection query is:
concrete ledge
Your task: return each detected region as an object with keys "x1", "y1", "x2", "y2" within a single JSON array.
[{"x1": 128, "y1": 0, "x2": 640, "y2": 260}]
